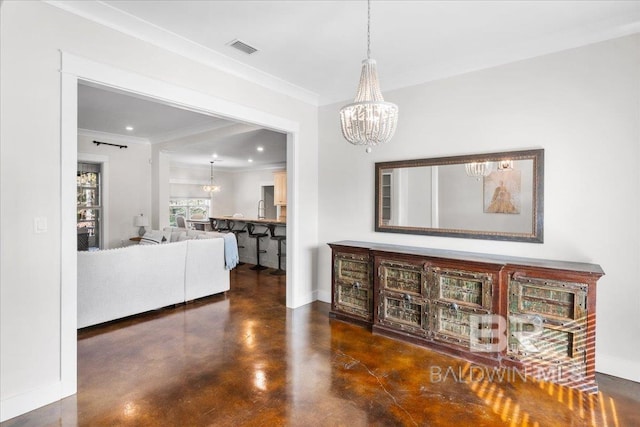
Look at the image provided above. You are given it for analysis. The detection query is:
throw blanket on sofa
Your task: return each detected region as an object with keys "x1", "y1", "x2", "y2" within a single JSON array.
[
  {"x1": 222, "y1": 232, "x2": 239, "y2": 270},
  {"x1": 203, "y1": 231, "x2": 239, "y2": 270}
]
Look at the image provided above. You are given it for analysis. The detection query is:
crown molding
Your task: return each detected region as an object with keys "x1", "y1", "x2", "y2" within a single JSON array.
[
  {"x1": 46, "y1": 0, "x2": 320, "y2": 106},
  {"x1": 78, "y1": 128, "x2": 150, "y2": 145}
]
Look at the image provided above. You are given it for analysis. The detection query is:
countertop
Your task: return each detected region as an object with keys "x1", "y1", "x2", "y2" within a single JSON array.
[{"x1": 210, "y1": 216, "x2": 286, "y2": 225}]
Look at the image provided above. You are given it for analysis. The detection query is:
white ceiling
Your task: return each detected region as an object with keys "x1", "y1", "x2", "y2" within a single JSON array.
[
  {"x1": 55, "y1": 0, "x2": 640, "y2": 105},
  {"x1": 77, "y1": 83, "x2": 287, "y2": 170},
  {"x1": 69, "y1": 0, "x2": 640, "y2": 168},
  {"x1": 78, "y1": 83, "x2": 228, "y2": 140}
]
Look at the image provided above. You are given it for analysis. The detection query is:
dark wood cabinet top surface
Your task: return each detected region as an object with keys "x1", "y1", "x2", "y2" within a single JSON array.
[{"x1": 328, "y1": 240, "x2": 604, "y2": 277}]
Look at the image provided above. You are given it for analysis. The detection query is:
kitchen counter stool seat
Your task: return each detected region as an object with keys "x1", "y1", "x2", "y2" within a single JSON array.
[
  {"x1": 210, "y1": 218, "x2": 231, "y2": 232},
  {"x1": 246, "y1": 222, "x2": 268, "y2": 271},
  {"x1": 229, "y1": 220, "x2": 246, "y2": 266},
  {"x1": 268, "y1": 224, "x2": 286, "y2": 276}
]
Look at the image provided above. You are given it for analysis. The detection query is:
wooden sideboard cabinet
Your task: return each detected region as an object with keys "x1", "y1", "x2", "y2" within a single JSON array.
[{"x1": 328, "y1": 241, "x2": 604, "y2": 392}]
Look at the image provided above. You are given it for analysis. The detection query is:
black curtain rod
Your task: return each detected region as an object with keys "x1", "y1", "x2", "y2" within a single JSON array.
[{"x1": 93, "y1": 140, "x2": 128, "y2": 149}]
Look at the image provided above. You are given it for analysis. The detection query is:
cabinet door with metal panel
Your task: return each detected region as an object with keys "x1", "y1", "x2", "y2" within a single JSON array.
[
  {"x1": 376, "y1": 257, "x2": 430, "y2": 337},
  {"x1": 429, "y1": 266, "x2": 495, "y2": 349},
  {"x1": 507, "y1": 271, "x2": 590, "y2": 389},
  {"x1": 332, "y1": 249, "x2": 373, "y2": 323}
]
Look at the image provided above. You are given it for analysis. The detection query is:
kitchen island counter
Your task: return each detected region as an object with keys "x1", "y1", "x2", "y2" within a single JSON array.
[{"x1": 210, "y1": 216, "x2": 286, "y2": 225}]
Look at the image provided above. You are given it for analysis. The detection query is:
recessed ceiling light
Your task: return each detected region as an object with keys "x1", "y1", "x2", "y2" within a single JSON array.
[
  {"x1": 125, "y1": 126, "x2": 133, "y2": 131},
  {"x1": 257, "y1": 146, "x2": 264, "y2": 152},
  {"x1": 248, "y1": 159, "x2": 253, "y2": 163}
]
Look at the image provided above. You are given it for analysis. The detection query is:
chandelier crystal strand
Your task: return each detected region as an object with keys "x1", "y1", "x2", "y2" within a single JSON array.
[{"x1": 339, "y1": 0, "x2": 398, "y2": 152}]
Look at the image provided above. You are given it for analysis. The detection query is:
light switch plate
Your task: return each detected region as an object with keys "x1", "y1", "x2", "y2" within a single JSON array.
[{"x1": 34, "y1": 217, "x2": 47, "y2": 233}]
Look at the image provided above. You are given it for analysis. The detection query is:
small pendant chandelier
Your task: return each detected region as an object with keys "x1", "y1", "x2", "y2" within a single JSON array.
[
  {"x1": 340, "y1": 0, "x2": 398, "y2": 153},
  {"x1": 203, "y1": 161, "x2": 221, "y2": 193},
  {"x1": 465, "y1": 161, "x2": 494, "y2": 179}
]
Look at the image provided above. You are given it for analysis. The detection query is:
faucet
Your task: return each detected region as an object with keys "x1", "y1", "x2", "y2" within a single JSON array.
[{"x1": 257, "y1": 200, "x2": 265, "y2": 219}]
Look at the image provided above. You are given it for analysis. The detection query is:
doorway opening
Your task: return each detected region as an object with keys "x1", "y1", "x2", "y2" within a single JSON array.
[{"x1": 61, "y1": 52, "x2": 301, "y2": 402}]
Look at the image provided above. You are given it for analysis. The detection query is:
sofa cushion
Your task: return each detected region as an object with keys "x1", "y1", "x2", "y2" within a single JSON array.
[
  {"x1": 140, "y1": 230, "x2": 167, "y2": 245},
  {"x1": 163, "y1": 227, "x2": 185, "y2": 243},
  {"x1": 187, "y1": 229, "x2": 205, "y2": 238},
  {"x1": 177, "y1": 233, "x2": 190, "y2": 242}
]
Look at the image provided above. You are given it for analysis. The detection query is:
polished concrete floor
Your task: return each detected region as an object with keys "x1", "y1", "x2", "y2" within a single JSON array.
[{"x1": 3, "y1": 264, "x2": 640, "y2": 426}]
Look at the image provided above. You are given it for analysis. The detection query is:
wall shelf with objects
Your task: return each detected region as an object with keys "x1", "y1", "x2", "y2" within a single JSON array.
[{"x1": 328, "y1": 240, "x2": 604, "y2": 392}]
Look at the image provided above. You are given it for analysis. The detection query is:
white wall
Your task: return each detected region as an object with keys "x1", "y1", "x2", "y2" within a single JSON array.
[
  {"x1": 319, "y1": 34, "x2": 640, "y2": 383},
  {"x1": 169, "y1": 164, "x2": 236, "y2": 218},
  {"x1": 438, "y1": 161, "x2": 533, "y2": 233},
  {"x1": 231, "y1": 168, "x2": 280, "y2": 218},
  {"x1": 78, "y1": 136, "x2": 152, "y2": 248},
  {"x1": 0, "y1": 1, "x2": 318, "y2": 421}
]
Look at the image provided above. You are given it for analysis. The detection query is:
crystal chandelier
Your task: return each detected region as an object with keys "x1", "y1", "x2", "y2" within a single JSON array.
[
  {"x1": 339, "y1": 0, "x2": 398, "y2": 153},
  {"x1": 203, "y1": 161, "x2": 221, "y2": 193},
  {"x1": 465, "y1": 161, "x2": 493, "y2": 179}
]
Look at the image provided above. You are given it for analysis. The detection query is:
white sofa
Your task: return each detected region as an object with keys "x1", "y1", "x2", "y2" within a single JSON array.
[{"x1": 78, "y1": 237, "x2": 229, "y2": 328}]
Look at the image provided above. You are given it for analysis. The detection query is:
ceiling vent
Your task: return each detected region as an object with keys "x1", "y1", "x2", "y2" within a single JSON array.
[{"x1": 228, "y1": 39, "x2": 258, "y2": 55}]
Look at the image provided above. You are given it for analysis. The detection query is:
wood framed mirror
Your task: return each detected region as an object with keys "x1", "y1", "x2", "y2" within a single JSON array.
[{"x1": 375, "y1": 149, "x2": 544, "y2": 242}]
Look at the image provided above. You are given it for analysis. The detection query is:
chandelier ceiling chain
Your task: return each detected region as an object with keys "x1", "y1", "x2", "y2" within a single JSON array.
[
  {"x1": 366, "y1": 0, "x2": 371, "y2": 60},
  {"x1": 339, "y1": 0, "x2": 399, "y2": 153},
  {"x1": 203, "y1": 161, "x2": 221, "y2": 193}
]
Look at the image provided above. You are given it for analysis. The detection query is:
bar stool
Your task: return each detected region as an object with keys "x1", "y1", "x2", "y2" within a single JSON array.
[
  {"x1": 246, "y1": 223, "x2": 268, "y2": 271},
  {"x1": 208, "y1": 217, "x2": 218, "y2": 231},
  {"x1": 268, "y1": 224, "x2": 286, "y2": 276},
  {"x1": 229, "y1": 220, "x2": 246, "y2": 266},
  {"x1": 216, "y1": 218, "x2": 231, "y2": 232}
]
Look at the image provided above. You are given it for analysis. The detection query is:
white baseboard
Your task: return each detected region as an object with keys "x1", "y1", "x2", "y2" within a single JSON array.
[
  {"x1": 0, "y1": 381, "x2": 64, "y2": 422},
  {"x1": 317, "y1": 289, "x2": 331, "y2": 304},
  {"x1": 596, "y1": 354, "x2": 640, "y2": 383}
]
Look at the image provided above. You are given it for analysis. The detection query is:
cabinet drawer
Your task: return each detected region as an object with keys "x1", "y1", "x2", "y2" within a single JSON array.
[
  {"x1": 378, "y1": 260, "x2": 426, "y2": 297},
  {"x1": 334, "y1": 281, "x2": 372, "y2": 320},
  {"x1": 509, "y1": 275, "x2": 587, "y2": 322},
  {"x1": 378, "y1": 291, "x2": 428, "y2": 337},
  {"x1": 432, "y1": 300, "x2": 490, "y2": 347},
  {"x1": 431, "y1": 267, "x2": 493, "y2": 310},
  {"x1": 334, "y1": 252, "x2": 370, "y2": 285}
]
